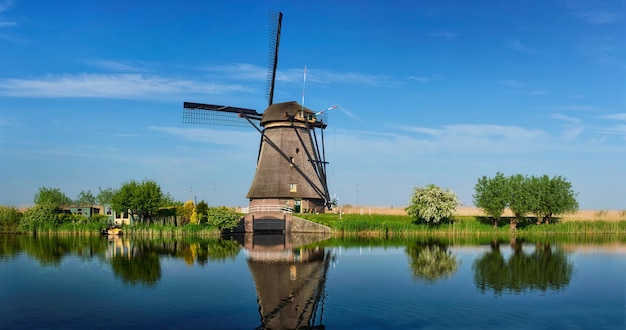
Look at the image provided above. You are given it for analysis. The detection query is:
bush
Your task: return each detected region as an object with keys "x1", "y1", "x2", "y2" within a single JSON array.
[
  {"x1": 406, "y1": 184, "x2": 460, "y2": 224},
  {"x1": 0, "y1": 206, "x2": 23, "y2": 231},
  {"x1": 20, "y1": 203, "x2": 59, "y2": 231},
  {"x1": 206, "y1": 206, "x2": 242, "y2": 230}
]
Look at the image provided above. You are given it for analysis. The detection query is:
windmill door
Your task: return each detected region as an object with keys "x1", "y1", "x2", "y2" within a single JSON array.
[{"x1": 294, "y1": 199, "x2": 301, "y2": 213}]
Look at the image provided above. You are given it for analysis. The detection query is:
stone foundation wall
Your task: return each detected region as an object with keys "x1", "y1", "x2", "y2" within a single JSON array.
[{"x1": 231, "y1": 212, "x2": 330, "y2": 233}]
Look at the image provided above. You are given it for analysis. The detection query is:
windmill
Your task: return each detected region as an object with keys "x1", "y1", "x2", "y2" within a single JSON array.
[{"x1": 182, "y1": 12, "x2": 333, "y2": 231}]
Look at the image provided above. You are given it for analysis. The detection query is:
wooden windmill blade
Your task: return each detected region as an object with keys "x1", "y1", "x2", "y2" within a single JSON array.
[
  {"x1": 183, "y1": 102, "x2": 262, "y2": 127},
  {"x1": 266, "y1": 11, "x2": 282, "y2": 107}
]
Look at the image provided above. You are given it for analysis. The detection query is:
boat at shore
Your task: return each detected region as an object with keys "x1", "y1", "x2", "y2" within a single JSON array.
[{"x1": 101, "y1": 226, "x2": 122, "y2": 235}]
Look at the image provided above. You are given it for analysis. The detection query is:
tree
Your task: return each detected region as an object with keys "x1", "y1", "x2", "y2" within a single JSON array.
[
  {"x1": 111, "y1": 179, "x2": 164, "y2": 223},
  {"x1": 406, "y1": 184, "x2": 460, "y2": 224},
  {"x1": 531, "y1": 175, "x2": 578, "y2": 224},
  {"x1": 96, "y1": 186, "x2": 116, "y2": 205},
  {"x1": 75, "y1": 190, "x2": 96, "y2": 206},
  {"x1": 33, "y1": 187, "x2": 72, "y2": 208},
  {"x1": 473, "y1": 172, "x2": 509, "y2": 228},
  {"x1": 195, "y1": 200, "x2": 209, "y2": 224},
  {"x1": 507, "y1": 174, "x2": 535, "y2": 230},
  {"x1": 181, "y1": 200, "x2": 195, "y2": 223}
]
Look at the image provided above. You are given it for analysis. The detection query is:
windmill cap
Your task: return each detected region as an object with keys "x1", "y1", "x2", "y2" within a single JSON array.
[{"x1": 261, "y1": 101, "x2": 315, "y2": 125}]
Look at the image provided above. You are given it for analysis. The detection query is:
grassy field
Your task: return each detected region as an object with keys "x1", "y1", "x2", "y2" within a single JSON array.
[
  {"x1": 294, "y1": 205, "x2": 626, "y2": 237},
  {"x1": 334, "y1": 205, "x2": 626, "y2": 222}
]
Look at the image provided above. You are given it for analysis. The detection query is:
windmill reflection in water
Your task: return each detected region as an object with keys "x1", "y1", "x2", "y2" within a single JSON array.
[{"x1": 237, "y1": 233, "x2": 333, "y2": 329}]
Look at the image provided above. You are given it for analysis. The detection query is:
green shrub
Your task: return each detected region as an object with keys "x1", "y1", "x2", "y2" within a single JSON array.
[
  {"x1": 0, "y1": 205, "x2": 23, "y2": 231},
  {"x1": 20, "y1": 203, "x2": 59, "y2": 231},
  {"x1": 206, "y1": 206, "x2": 242, "y2": 230}
]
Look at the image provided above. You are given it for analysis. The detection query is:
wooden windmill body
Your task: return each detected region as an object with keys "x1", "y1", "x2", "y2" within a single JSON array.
[{"x1": 182, "y1": 12, "x2": 331, "y2": 232}]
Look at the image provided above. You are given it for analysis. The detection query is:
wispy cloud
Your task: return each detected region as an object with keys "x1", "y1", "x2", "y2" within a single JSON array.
[
  {"x1": 499, "y1": 79, "x2": 548, "y2": 95},
  {"x1": 204, "y1": 63, "x2": 396, "y2": 86},
  {"x1": 392, "y1": 123, "x2": 549, "y2": 154},
  {"x1": 0, "y1": 73, "x2": 252, "y2": 99},
  {"x1": 551, "y1": 105, "x2": 599, "y2": 112},
  {"x1": 499, "y1": 80, "x2": 526, "y2": 88},
  {"x1": 427, "y1": 31, "x2": 459, "y2": 40},
  {"x1": 578, "y1": 39, "x2": 626, "y2": 69},
  {"x1": 88, "y1": 60, "x2": 148, "y2": 72},
  {"x1": 0, "y1": 117, "x2": 21, "y2": 127},
  {"x1": 148, "y1": 126, "x2": 257, "y2": 146},
  {"x1": 203, "y1": 63, "x2": 267, "y2": 81},
  {"x1": 0, "y1": 0, "x2": 15, "y2": 28},
  {"x1": 597, "y1": 124, "x2": 626, "y2": 138},
  {"x1": 601, "y1": 113, "x2": 626, "y2": 121},
  {"x1": 409, "y1": 74, "x2": 446, "y2": 83},
  {"x1": 575, "y1": 10, "x2": 622, "y2": 24},
  {"x1": 566, "y1": 0, "x2": 623, "y2": 25},
  {"x1": 304, "y1": 68, "x2": 396, "y2": 86},
  {"x1": 506, "y1": 39, "x2": 545, "y2": 54},
  {"x1": 550, "y1": 113, "x2": 584, "y2": 141},
  {"x1": 550, "y1": 113, "x2": 581, "y2": 124},
  {"x1": 514, "y1": 90, "x2": 549, "y2": 95}
]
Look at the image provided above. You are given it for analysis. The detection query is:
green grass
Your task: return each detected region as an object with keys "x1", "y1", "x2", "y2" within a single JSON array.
[{"x1": 299, "y1": 213, "x2": 626, "y2": 237}]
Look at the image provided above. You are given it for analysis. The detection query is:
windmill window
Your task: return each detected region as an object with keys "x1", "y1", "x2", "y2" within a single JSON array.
[{"x1": 289, "y1": 183, "x2": 297, "y2": 192}]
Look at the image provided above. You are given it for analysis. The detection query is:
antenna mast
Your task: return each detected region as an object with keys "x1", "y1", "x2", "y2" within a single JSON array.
[{"x1": 302, "y1": 65, "x2": 307, "y2": 117}]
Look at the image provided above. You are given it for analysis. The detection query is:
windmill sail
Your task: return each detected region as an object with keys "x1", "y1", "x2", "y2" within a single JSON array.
[
  {"x1": 266, "y1": 11, "x2": 282, "y2": 106},
  {"x1": 183, "y1": 102, "x2": 262, "y2": 127}
]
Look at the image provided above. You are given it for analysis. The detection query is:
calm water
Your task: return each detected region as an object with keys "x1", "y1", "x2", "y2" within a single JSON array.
[{"x1": 0, "y1": 234, "x2": 624, "y2": 329}]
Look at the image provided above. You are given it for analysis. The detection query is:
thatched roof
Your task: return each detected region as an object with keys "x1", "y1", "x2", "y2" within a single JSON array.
[{"x1": 260, "y1": 101, "x2": 315, "y2": 126}]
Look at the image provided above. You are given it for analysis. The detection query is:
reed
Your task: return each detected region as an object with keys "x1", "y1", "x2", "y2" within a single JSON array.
[
  {"x1": 331, "y1": 205, "x2": 626, "y2": 221},
  {"x1": 300, "y1": 212, "x2": 626, "y2": 236}
]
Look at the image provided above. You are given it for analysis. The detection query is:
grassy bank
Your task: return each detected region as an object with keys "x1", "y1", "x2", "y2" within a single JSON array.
[
  {"x1": 333, "y1": 205, "x2": 626, "y2": 221},
  {"x1": 299, "y1": 212, "x2": 626, "y2": 237}
]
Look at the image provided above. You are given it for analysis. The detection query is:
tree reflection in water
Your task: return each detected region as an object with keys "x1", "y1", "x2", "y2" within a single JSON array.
[
  {"x1": 107, "y1": 236, "x2": 242, "y2": 285},
  {"x1": 405, "y1": 239, "x2": 459, "y2": 282},
  {"x1": 472, "y1": 239, "x2": 574, "y2": 294}
]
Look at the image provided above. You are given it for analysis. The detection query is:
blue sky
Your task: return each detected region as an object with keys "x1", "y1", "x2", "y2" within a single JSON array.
[{"x1": 1, "y1": 0, "x2": 624, "y2": 210}]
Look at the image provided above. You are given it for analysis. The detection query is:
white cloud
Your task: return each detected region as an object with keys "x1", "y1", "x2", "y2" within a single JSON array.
[
  {"x1": 148, "y1": 126, "x2": 257, "y2": 146},
  {"x1": 597, "y1": 124, "x2": 626, "y2": 137},
  {"x1": 427, "y1": 31, "x2": 459, "y2": 39},
  {"x1": 506, "y1": 39, "x2": 546, "y2": 54},
  {"x1": 566, "y1": 0, "x2": 623, "y2": 24},
  {"x1": 204, "y1": 63, "x2": 267, "y2": 81},
  {"x1": 601, "y1": 113, "x2": 626, "y2": 121},
  {"x1": 305, "y1": 68, "x2": 396, "y2": 86},
  {"x1": 203, "y1": 63, "x2": 396, "y2": 86},
  {"x1": 550, "y1": 113, "x2": 581, "y2": 125},
  {"x1": 514, "y1": 90, "x2": 549, "y2": 96},
  {"x1": 499, "y1": 80, "x2": 548, "y2": 95},
  {"x1": 499, "y1": 80, "x2": 526, "y2": 88},
  {"x1": 575, "y1": 10, "x2": 622, "y2": 24},
  {"x1": 409, "y1": 74, "x2": 446, "y2": 83},
  {"x1": 88, "y1": 60, "x2": 147, "y2": 72},
  {"x1": 551, "y1": 105, "x2": 599, "y2": 112},
  {"x1": 0, "y1": 73, "x2": 252, "y2": 99},
  {"x1": 578, "y1": 40, "x2": 626, "y2": 69},
  {"x1": 375, "y1": 123, "x2": 550, "y2": 155},
  {"x1": 0, "y1": 0, "x2": 15, "y2": 31}
]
